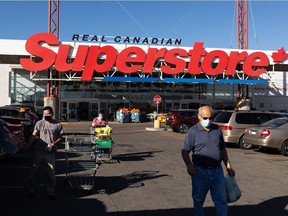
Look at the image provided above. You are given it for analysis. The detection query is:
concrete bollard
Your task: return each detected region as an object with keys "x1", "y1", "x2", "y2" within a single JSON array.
[{"x1": 154, "y1": 119, "x2": 161, "y2": 129}]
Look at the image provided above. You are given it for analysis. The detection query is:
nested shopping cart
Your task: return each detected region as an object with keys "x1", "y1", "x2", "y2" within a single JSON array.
[
  {"x1": 63, "y1": 132, "x2": 100, "y2": 193},
  {"x1": 63, "y1": 128, "x2": 115, "y2": 193}
]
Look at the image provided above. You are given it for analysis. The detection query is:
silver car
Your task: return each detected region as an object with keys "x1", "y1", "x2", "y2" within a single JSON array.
[
  {"x1": 243, "y1": 117, "x2": 288, "y2": 156},
  {"x1": 213, "y1": 110, "x2": 285, "y2": 149}
]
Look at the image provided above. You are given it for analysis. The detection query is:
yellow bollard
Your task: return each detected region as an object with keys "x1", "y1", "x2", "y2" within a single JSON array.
[{"x1": 154, "y1": 119, "x2": 161, "y2": 129}]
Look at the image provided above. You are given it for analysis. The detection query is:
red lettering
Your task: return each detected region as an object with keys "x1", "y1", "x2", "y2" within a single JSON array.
[
  {"x1": 201, "y1": 50, "x2": 228, "y2": 75},
  {"x1": 161, "y1": 48, "x2": 188, "y2": 74},
  {"x1": 243, "y1": 52, "x2": 269, "y2": 76},
  {"x1": 116, "y1": 47, "x2": 145, "y2": 73},
  {"x1": 20, "y1": 32, "x2": 58, "y2": 71},
  {"x1": 20, "y1": 33, "x2": 271, "y2": 80},
  {"x1": 187, "y1": 42, "x2": 206, "y2": 74},
  {"x1": 142, "y1": 48, "x2": 166, "y2": 73},
  {"x1": 55, "y1": 45, "x2": 89, "y2": 71},
  {"x1": 225, "y1": 51, "x2": 247, "y2": 75},
  {"x1": 82, "y1": 46, "x2": 117, "y2": 81}
]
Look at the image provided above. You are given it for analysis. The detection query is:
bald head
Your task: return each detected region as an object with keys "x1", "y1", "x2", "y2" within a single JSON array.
[{"x1": 198, "y1": 105, "x2": 213, "y2": 117}]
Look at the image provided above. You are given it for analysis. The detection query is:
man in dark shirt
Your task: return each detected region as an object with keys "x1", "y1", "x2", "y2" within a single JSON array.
[{"x1": 181, "y1": 105, "x2": 235, "y2": 216}]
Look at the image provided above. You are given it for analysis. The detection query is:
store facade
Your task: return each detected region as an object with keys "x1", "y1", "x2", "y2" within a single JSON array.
[{"x1": 1, "y1": 33, "x2": 288, "y2": 121}]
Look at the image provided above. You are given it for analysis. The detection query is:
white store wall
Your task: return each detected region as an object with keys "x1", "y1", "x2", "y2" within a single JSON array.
[{"x1": 0, "y1": 64, "x2": 11, "y2": 106}]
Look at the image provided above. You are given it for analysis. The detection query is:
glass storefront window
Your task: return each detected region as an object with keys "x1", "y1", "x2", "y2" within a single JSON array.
[
  {"x1": 60, "y1": 102, "x2": 67, "y2": 121},
  {"x1": 69, "y1": 103, "x2": 77, "y2": 119},
  {"x1": 90, "y1": 103, "x2": 98, "y2": 120},
  {"x1": 174, "y1": 103, "x2": 180, "y2": 110}
]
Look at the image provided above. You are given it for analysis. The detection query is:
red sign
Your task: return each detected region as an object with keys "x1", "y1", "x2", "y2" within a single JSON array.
[
  {"x1": 20, "y1": 33, "x2": 277, "y2": 81},
  {"x1": 153, "y1": 95, "x2": 162, "y2": 104}
]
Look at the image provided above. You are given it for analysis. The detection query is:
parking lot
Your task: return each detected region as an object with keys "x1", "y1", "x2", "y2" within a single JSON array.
[{"x1": 0, "y1": 121, "x2": 287, "y2": 216}]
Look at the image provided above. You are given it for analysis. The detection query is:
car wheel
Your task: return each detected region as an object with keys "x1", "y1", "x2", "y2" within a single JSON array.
[
  {"x1": 281, "y1": 141, "x2": 288, "y2": 156},
  {"x1": 178, "y1": 123, "x2": 189, "y2": 134},
  {"x1": 239, "y1": 136, "x2": 252, "y2": 150}
]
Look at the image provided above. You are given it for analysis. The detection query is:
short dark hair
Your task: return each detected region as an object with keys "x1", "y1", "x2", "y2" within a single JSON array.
[{"x1": 43, "y1": 106, "x2": 53, "y2": 113}]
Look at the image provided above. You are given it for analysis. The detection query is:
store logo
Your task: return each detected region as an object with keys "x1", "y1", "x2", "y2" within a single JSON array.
[{"x1": 20, "y1": 33, "x2": 273, "y2": 81}]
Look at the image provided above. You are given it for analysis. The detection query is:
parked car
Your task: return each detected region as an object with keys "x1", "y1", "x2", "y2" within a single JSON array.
[
  {"x1": 166, "y1": 109, "x2": 198, "y2": 133},
  {"x1": 213, "y1": 110, "x2": 286, "y2": 149},
  {"x1": 1, "y1": 105, "x2": 39, "y2": 124},
  {"x1": 0, "y1": 115, "x2": 33, "y2": 140},
  {"x1": 0, "y1": 119, "x2": 25, "y2": 157},
  {"x1": 0, "y1": 106, "x2": 39, "y2": 139},
  {"x1": 243, "y1": 117, "x2": 288, "y2": 156},
  {"x1": 4, "y1": 120, "x2": 26, "y2": 147}
]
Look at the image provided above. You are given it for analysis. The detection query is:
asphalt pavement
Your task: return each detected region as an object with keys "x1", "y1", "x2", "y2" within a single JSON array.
[{"x1": 0, "y1": 121, "x2": 287, "y2": 216}]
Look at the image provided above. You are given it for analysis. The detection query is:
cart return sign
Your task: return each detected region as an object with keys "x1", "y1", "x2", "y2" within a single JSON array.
[{"x1": 19, "y1": 33, "x2": 288, "y2": 83}]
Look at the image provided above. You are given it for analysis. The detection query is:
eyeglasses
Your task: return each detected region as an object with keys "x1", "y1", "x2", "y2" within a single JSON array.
[{"x1": 199, "y1": 114, "x2": 213, "y2": 120}]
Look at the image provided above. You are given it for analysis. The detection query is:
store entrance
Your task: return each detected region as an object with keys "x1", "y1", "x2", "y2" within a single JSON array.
[{"x1": 78, "y1": 102, "x2": 89, "y2": 120}]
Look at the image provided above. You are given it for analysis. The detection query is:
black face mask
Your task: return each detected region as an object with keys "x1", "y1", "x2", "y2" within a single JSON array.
[{"x1": 43, "y1": 115, "x2": 52, "y2": 121}]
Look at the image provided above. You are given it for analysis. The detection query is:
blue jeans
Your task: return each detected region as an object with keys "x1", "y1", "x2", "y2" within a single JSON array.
[{"x1": 192, "y1": 165, "x2": 227, "y2": 216}]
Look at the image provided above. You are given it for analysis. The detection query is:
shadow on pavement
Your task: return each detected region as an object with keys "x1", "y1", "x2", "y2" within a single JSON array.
[
  {"x1": 93, "y1": 171, "x2": 168, "y2": 195},
  {"x1": 112, "y1": 150, "x2": 163, "y2": 162},
  {"x1": 2, "y1": 191, "x2": 107, "y2": 216},
  {"x1": 107, "y1": 195, "x2": 288, "y2": 216},
  {"x1": 2, "y1": 194, "x2": 287, "y2": 216},
  {"x1": 1, "y1": 152, "x2": 287, "y2": 216},
  {"x1": 61, "y1": 170, "x2": 168, "y2": 195}
]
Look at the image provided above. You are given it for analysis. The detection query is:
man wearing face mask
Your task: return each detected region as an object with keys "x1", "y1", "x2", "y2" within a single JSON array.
[
  {"x1": 26, "y1": 106, "x2": 63, "y2": 200},
  {"x1": 181, "y1": 105, "x2": 235, "y2": 216}
]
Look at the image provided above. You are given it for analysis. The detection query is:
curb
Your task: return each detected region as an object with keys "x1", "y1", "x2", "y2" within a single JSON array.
[{"x1": 145, "y1": 127, "x2": 166, "y2": 132}]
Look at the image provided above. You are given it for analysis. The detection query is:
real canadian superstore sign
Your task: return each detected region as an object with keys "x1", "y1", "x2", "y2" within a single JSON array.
[{"x1": 20, "y1": 33, "x2": 288, "y2": 81}]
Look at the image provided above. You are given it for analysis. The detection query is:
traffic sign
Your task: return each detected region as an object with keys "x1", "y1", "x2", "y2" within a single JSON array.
[{"x1": 153, "y1": 95, "x2": 162, "y2": 104}]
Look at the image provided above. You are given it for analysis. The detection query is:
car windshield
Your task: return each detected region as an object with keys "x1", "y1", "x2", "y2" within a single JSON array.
[{"x1": 261, "y1": 118, "x2": 288, "y2": 127}]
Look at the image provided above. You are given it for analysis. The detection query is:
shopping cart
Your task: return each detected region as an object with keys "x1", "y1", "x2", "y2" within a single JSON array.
[
  {"x1": 90, "y1": 126, "x2": 114, "y2": 163},
  {"x1": 63, "y1": 132, "x2": 99, "y2": 193}
]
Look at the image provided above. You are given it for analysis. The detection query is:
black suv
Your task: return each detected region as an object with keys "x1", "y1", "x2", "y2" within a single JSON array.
[{"x1": 166, "y1": 109, "x2": 198, "y2": 133}]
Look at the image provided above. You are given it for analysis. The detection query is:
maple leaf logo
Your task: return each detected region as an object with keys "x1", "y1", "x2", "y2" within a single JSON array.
[{"x1": 272, "y1": 47, "x2": 288, "y2": 63}]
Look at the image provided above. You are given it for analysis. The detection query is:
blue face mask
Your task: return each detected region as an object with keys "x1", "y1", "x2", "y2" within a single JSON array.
[{"x1": 201, "y1": 119, "x2": 211, "y2": 128}]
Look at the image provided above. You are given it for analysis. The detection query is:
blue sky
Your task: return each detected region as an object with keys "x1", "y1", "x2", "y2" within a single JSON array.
[{"x1": 1, "y1": 1, "x2": 288, "y2": 51}]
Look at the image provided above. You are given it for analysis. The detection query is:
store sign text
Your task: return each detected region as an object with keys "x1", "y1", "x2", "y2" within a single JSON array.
[
  {"x1": 71, "y1": 34, "x2": 182, "y2": 46},
  {"x1": 20, "y1": 33, "x2": 269, "y2": 81}
]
